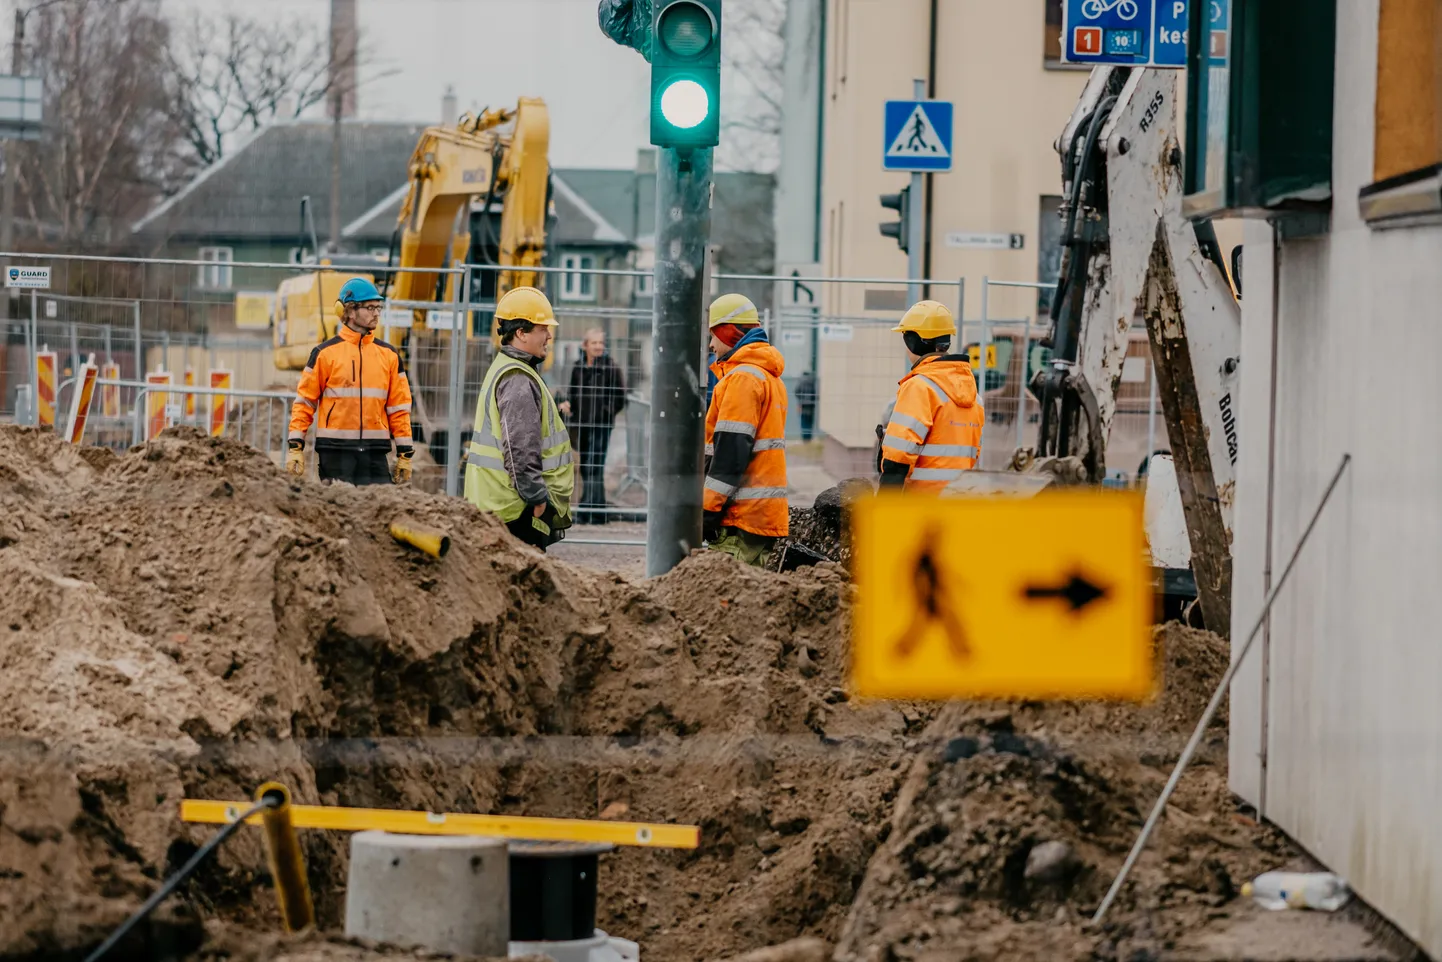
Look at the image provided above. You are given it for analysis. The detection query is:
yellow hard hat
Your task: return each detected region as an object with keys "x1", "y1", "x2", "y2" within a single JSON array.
[
  {"x1": 708, "y1": 293, "x2": 760, "y2": 329},
  {"x1": 892, "y1": 300, "x2": 957, "y2": 338},
  {"x1": 495, "y1": 286, "x2": 557, "y2": 327}
]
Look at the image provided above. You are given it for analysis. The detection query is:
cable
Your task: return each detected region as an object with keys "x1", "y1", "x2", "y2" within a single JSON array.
[{"x1": 83, "y1": 797, "x2": 274, "y2": 962}]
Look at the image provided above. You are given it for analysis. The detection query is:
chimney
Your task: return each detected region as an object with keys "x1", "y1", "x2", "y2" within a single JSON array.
[
  {"x1": 442, "y1": 85, "x2": 458, "y2": 125},
  {"x1": 329, "y1": 0, "x2": 358, "y2": 119}
]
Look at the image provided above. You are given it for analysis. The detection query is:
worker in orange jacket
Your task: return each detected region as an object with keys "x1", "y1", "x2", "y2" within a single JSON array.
[
  {"x1": 878, "y1": 301, "x2": 983, "y2": 492},
  {"x1": 286, "y1": 278, "x2": 414, "y2": 486},
  {"x1": 703, "y1": 293, "x2": 789, "y2": 566}
]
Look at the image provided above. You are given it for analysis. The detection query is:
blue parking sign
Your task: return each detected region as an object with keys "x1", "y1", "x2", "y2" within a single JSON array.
[{"x1": 1153, "y1": 0, "x2": 1227, "y2": 67}]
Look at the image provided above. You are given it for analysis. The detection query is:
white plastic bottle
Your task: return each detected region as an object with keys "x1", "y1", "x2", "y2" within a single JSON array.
[{"x1": 1241, "y1": 871, "x2": 1351, "y2": 911}]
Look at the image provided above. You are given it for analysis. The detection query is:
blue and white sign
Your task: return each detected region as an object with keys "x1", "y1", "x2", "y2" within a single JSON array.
[
  {"x1": 883, "y1": 100, "x2": 953, "y2": 172},
  {"x1": 1063, "y1": 0, "x2": 1228, "y2": 68}
]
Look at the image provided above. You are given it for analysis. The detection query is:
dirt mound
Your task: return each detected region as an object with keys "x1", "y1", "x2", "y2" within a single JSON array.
[
  {"x1": 0, "y1": 425, "x2": 915, "y2": 960},
  {"x1": 833, "y1": 624, "x2": 1293, "y2": 962}
]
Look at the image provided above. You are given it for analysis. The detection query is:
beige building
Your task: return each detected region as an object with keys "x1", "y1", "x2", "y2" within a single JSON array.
[{"x1": 814, "y1": 0, "x2": 1088, "y2": 469}]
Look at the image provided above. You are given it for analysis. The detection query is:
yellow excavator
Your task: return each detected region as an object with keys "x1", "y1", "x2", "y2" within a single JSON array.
[{"x1": 272, "y1": 97, "x2": 553, "y2": 372}]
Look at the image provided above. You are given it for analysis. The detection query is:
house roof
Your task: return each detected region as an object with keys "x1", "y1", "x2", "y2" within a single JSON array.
[{"x1": 132, "y1": 120, "x2": 428, "y2": 240}]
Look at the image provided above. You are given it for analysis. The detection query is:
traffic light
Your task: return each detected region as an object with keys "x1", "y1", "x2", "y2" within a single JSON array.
[
  {"x1": 650, "y1": 0, "x2": 722, "y2": 149},
  {"x1": 880, "y1": 187, "x2": 911, "y2": 253}
]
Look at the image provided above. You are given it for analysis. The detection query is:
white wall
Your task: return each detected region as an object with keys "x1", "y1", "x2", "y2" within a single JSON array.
[{"x1": 1229, "y1": 2, "x2": 1442, "y2": 956}]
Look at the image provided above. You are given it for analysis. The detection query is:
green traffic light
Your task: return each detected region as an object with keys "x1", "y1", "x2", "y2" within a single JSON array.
[{"x1": 660, "y1": 79, "x2": 710, "y2": 129}]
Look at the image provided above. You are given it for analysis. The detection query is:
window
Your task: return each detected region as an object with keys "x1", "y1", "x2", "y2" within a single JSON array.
[
  {"x1": 198, "y1": 247, "x2": 233, "y2": 289},
  {"x1": 1360, "y1": 0, "x2": 1442, "y2": 224},
  {"x1": 1036, "y1": 195, "x2": 1064, "y2": 315},
  {"x1": 1043, "y1": 0, "x2": 1063, "y2": 64},
  {"x1": 560, "y1": 253, "x2": 595, "y2": 301}
]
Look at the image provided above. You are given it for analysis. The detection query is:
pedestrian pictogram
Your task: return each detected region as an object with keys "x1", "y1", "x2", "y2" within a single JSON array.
[
  {"x1": 850, "y1": 490, "x2": 1154, "y2": 701},
  {"x1": 883, "y1": 99, "x2": 953, "y2": 172},
  {"x1": 892, "y1": 527, "x2": 971, "y2": 662}
]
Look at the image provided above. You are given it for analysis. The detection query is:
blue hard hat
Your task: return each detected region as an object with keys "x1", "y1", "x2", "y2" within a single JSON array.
[{"x1": 337, "y1": 277, "x2": 382, "y2": 304}]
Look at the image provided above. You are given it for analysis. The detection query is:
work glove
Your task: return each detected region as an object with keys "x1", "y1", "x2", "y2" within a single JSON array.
[
  {"x1": 702, "y1": 509, "x2": 724, "y2": 543},
  {"x1": 285, "y1": 441, "x2": 305, "y2": 477},
  {"x1": 393, "y1": 447, "x2": 413, "y2": 485}
]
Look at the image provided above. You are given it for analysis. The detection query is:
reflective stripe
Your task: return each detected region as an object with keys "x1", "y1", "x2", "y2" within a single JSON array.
[
  {"x1": 705, "y1": 477, "x2": 738, "y2": 497},
  {"x1": 302, "y1": 366, "x2": 314, "y2": 375},
  {"x1": 474, "y1": 428, "x2": 500, "y2": 448},
  {"x1": 713, "y1": 298, "x2": 757, "y2": 325},
  {"x1": 468, "y1": 453, "x2": 506, "y2": 470},
  {"x1": 715, "y1": 419, "x2": 757, "y2": 438},
  {"x1": 727, "y1": 365, "x2": 767, "y2": 382},
  {"x1": 288, "y1": 430, "x2": 305, "y2": 441},
  {"x1": 542, "y1": 452, "x2": 570, "y2": 471},
  {"x1": 294, "y1": 395, "x2": 316, "y2": 411},
  {"x1": 752, "y1": 438, "x2": 786, "y2": 451},
  {"x1": 315, "y1": 427, "x2": 396, "y2": 440},
  {"x1": 323, "y1": 386, "x2": 389, "y2": 400},
  {"x1": 912, "y1": 375, "x2": 952, "y2": 406},
  {"x1": 734, "y1": 486, "x2": 787, "y2": 500},
  {"x1": 887, "y1": 411, "x2": 928, "y2": 436},
  {"x1": 542, "y1": 431, "x2": 569, "y2": 449},
  {"x1": 704, "y1": 443, "x2": 715, "y2": 456},
  {"x1": 920, "y1": 444, "x2": 979, "y2": 458},
  {"x1": 882, "y1": 436, "x2": 921, "y2": 455},
  {"x1": 386, "y1": 403, "x2": 411, "y2": 414},
  {"x1": 910, "y1": 467, "x2": 965, "y2": 482}
]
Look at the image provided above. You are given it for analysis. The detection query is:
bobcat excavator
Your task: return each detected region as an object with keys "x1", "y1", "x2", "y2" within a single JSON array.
[{"x1": 947, "y1": 65, "x2": 1242, "y2": 635}]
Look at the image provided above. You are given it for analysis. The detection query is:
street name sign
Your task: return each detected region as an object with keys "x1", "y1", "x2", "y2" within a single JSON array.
[
  {"x1": 945, "y1": 232, "x2": 1025, "y2": 250},
  {"x1": 850, "y1": 490, "x2": 1153, "y2": 701},
  {"x1": 1063, "y1": 0, "x2": 1229, "y2": 68},
  {"x1": 883, "y1": 99, "x2": 954, "y2": 172}
]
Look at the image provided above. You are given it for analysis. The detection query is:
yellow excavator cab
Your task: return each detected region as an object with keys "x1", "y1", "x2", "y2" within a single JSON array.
[{"x1": 273, "y1": 270, "x2": 375, "y2": 371}]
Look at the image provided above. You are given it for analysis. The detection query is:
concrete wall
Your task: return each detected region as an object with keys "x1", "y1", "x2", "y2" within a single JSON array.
[
  {"x1": 1228, "y1": 2, "x2": 1442, "y2": 956},
  {"x1": 818, "y1": 0, "x2": 1088, "y2": 449}
]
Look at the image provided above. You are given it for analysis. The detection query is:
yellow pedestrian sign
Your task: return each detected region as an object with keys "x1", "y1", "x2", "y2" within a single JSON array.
[
  {"x1": 850, "y1": 490, "x2": 1153, "y2": 701},
  {"x1": 968, "y1": 344, "x2": 998, "y2": 369}
]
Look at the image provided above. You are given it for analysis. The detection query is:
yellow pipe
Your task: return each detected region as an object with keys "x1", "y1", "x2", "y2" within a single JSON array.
[
  {"x1": 389, "y1": 521, "x2": 450, "y2": 558},
  {"x1": 254, "y1": 782, "x2": 315, "y2": 933},
  {"x1": 183, "y1": 798, "x2": 700, "y2": 850}
]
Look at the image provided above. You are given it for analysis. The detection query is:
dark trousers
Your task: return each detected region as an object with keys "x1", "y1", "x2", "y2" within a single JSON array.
[
  {"x1": 318, "y1": 448, "x2": 391, "y2": 486},
  {"x1": 800, "y1": 406, "x2": 815, "y2": 442},
  {"x1": 575, "y1": 425, "x2": 613, "y2": 524}
]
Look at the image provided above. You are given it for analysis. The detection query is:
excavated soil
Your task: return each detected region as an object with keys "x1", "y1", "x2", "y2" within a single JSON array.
[
  {"x1": 0, "y1": 424, "x2": 1316, "y2": 962},
  {"x1": 0, "y1": 425, "x2": 915, "y2": 961}
]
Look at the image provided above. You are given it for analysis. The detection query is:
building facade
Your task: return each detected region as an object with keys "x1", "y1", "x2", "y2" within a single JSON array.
[
  {"x1": 1228, "y1": 2, "x2": 1442, "y2": 956},
  {"x1": 813, "y1": 0, "x2": 1089, "y2": 471}
]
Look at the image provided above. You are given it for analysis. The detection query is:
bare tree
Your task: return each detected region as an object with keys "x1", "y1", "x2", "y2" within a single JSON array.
[
  {"x1": 161, "y1": 9, "x2": 373, "y2": 174},
  {"x1": 13, "y1": 0, "x2": 177, "y2": 244},
  {"x1": 718, "y1": 0, "x2": 785, "y2": 174}
]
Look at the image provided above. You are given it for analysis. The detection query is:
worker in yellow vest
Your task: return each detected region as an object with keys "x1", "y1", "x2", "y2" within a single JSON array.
[{"x1": 464, "y1": 287, "x2": 574, "y2": 549}]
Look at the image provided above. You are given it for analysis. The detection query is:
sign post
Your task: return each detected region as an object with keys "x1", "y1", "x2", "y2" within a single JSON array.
[{"x1": 884, "y1": 86, "x2": 954, "y2": 305}]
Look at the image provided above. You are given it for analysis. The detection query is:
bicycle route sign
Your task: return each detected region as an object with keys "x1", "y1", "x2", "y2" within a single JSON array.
[
  {"x1": 1063, "y1": 0, "x2": 1229, "y2": 68},
  {"x1": 882, "y1": 99, "x2": 953, "y2": 173}
]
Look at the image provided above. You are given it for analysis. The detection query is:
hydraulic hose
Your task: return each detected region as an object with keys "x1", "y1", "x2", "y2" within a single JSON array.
[{"x1": 82, "y1": 796, "x2": 275, "y2": 962}]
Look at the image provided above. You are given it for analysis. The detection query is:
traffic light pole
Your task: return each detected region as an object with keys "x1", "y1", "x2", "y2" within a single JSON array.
[
  {"x1": 906, "y1": 77, "x2": 926, "y2": 306},
  {"x1": 646, "y1": 146, "x2": 714, "y2": 577}
]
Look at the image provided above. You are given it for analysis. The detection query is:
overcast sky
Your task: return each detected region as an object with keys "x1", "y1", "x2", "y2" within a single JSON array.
[{"x1": 178, "y1": 0, "x2": 654, "y2": 169}]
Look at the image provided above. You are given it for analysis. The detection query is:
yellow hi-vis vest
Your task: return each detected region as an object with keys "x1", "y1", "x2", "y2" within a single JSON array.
[{"x1": 464, "y1": 352, "x2": 574, "y2": 526}]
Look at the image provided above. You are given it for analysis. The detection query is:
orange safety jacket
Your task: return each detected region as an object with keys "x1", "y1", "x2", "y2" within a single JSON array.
[
  {"x1": 879, "y1": 354, "x2": 983, "y2": 492},
  {"x1": 288, "y1": 324, "x2": 413, "y2": 452},
  {"x1": 703, "y1": 339, "x2": 790, "y2": 538}
]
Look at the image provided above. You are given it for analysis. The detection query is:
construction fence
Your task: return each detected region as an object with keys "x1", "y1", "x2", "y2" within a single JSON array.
[{"x1": 0, "y1": 253, "x2": 1167, "y2": 539}]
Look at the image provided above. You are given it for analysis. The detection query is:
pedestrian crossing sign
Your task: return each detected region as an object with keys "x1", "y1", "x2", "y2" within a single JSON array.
[{"x1": 883, "y1": 99, "x2": 954, "y2": 172}]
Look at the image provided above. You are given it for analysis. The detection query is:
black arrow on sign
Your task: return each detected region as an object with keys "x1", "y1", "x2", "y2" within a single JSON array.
[{"x1": 1023, "y1": 574, "x2": 1108, "y2": 612}]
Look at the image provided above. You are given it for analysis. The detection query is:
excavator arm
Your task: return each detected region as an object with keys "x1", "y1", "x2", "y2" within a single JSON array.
[
  {"x1": 388, "y1": 97, "x2": 552, "y2": 313},
  {"x1": 1042, "y1": 66, "x2": 1242, "y2": 634}
]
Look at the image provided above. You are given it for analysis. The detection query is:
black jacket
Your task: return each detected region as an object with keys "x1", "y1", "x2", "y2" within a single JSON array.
[{"x1": 560, "y1": 354, "x2": 627, "y2": 430}]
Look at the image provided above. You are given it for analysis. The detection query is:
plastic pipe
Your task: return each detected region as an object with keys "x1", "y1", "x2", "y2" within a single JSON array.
[
  {"x1": 389, "y1": 522, "x2": 451, "y2": 558},
  {"x1": 255, "y1": 782, "x2": 315, "y2": 933}
]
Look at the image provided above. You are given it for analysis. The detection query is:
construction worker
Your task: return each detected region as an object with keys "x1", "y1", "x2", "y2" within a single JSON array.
[
  {"x1": 286, "y1": 277, "x2": 413, "y2": 486},
  {"x1": 703, "y1": 293, "x2": 789, "y2": 565},
  {"x1": 878, "y1": 301, "x2": 983, "y2": 492},
  {"x1": 464, "y1": 287, "x2": 573, "y2": 550}
]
